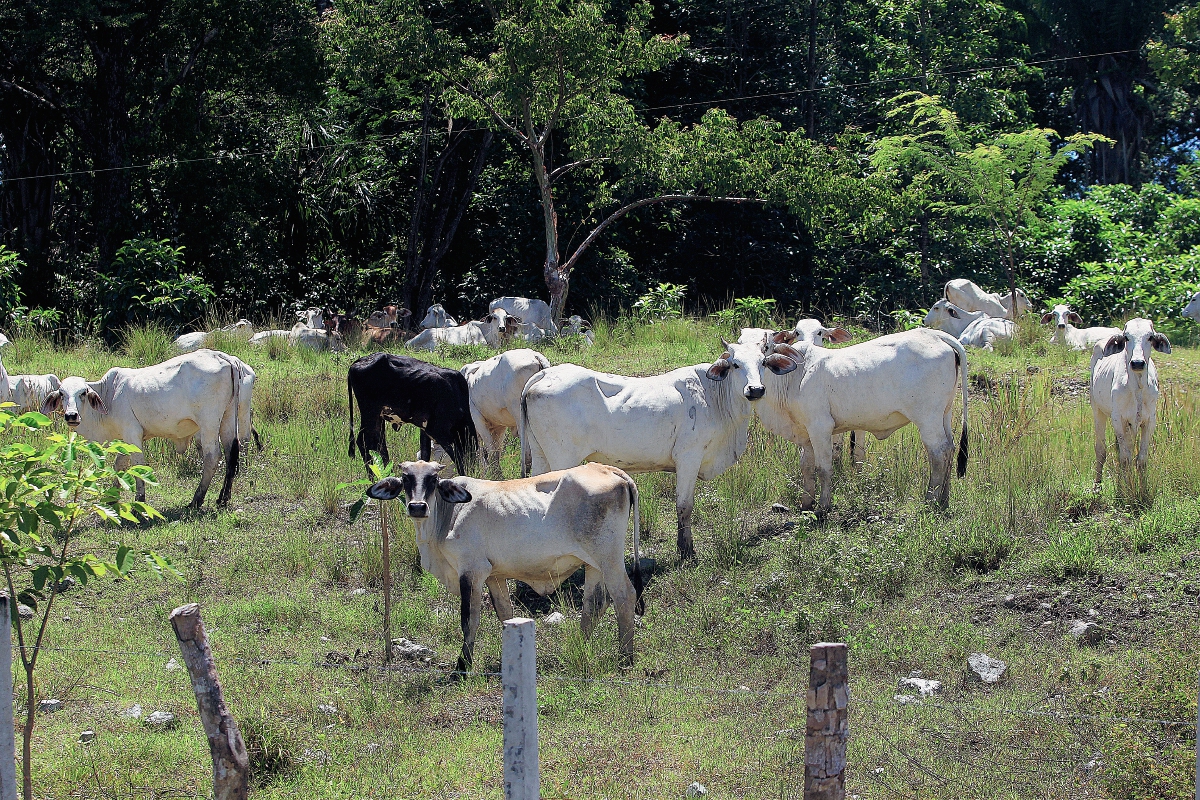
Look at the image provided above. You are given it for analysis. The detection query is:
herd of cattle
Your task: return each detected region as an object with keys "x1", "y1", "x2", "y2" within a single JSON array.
[{"x1": 0, "y1": 281, "x2": 1195, "y2": 667}]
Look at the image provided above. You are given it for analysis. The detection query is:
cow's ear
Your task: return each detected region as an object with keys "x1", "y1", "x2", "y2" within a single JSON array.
[
  {"x1": 1150, "y1": 333, "x2": 1172, "y2": 354},
  {"x1": 438, "y1": 480, "x2": 472, "y2": 504},
  {"x1": 39, "y1": 390, "x2": 63, "y2": 416},
  {"x1": 706, "y1": 357, "x2": 732, "y2": 382},
  {"x1": 1039, "y1": 313, "x2": 1054, "y2": 324},
  {"x1": 764, "y1": 353, "x2": 799, "y2": 375},
  {"x1": 826, "y1": 327, "x2": 853, "y2": 343},
  {"x1": 367, "y1": 477, "x2": 404, "y2": 501},
  {"x1": 947, "y1": 306, "x2": 960, "y2": 318},
  {"x1": 771, "y1": 330, "x2": 798, "y2": 345},
  {"x1": 1102, "y1": 334, "x2": 1127, "y2": 357},
  {"x1": 399, "y1": 308, "x2": 411, "y2": 317},
  {"x1": 511, "y1": 315, "x2": 523, "y2": 324},
  {"x1": 1067, "y1": 312, "x2": 1084, "y2": 326},
  {"x1": 85, "y1": 388, "x2": 108, "y2": 415}
]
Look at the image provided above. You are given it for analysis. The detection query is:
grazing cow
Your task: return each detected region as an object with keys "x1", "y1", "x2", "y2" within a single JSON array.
[
  {"x1": 5, "y1": 374, "x2": 61, "y2": 413},
  {"x1": 365, "y1": 305, "x2": 411, "y2": 329},
  {"x1": 1041, "y1": 304, "x2": 1121, "y2": 350},
  {"x1": 346, "y1": 353, "x2": 478, "y2": 475},
  {"x1": 924, "y1": 299, "x2": 1012, "y2": 349},
  {"x1": 1183, "y1": 291, "x2": 1200, "y2": 321},
  {"x1": 249, "y1": 330, "x2": 290, "y2": 346},
  {"x1": 405, "y1": 311, "x2": 509, "y2": 351},
  {"x1": 521, "y1": 340, "x2": 795, "y2": 559},
  {"x1": 758, "y1": 328, "x2": 969, "y2": 513},
  {"x1": 460, "y1": 349, "x2": 551, "y2": 475},
  {"x1": 290, "y1": 327, "x2": 346, "y2": 352},
  {"x1": 490, "y1": 297, "x2": 556, "y2": 335},
  {"x1": 173, "y1": 319, "x2": 253, "y2": 353},
  {"x1": 40, "y1": 350, "x2": 247, "y2": 507},
  {"x1": 419, "y1": 304, "x2": 458, "y2": 329},
  {"x1": 944, "y1": 278, "x2": 1031, "y2": 318},
  {"x1": 366, "y1": 460, "x2": 642, "y2": 667},
  {"x1": 1090, "y1": 319, "x2": 1170, "y2": 485}
]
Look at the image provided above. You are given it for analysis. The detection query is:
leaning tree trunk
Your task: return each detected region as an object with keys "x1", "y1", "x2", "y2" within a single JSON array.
[{"x1": 529, "y1": 140, "x2": 566, "y2": 326}]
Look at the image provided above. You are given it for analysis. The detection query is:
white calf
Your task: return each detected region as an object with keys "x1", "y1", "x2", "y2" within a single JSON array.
[
  {"x1": 925, "y1": 299, "x2": 1012, "y2": 349},
  {"x1": 405, "y1": 312, "x2": 506, "y2": 350},
  {"x1": 5, "y1": 374, "x2": 61, "y2": 413},
  {"x1": 1183, "y1": 291, "x2": 1200, "y2": 321},
  {"x1": 289, "y1": 327, "x2": 346, "y2": 352},
  {"x1": 1041, "y1": 304, "x2": 1121, "y2": 350},
  {"x1": 419, "y1": 304, "x2": 458, "y2": 329}
]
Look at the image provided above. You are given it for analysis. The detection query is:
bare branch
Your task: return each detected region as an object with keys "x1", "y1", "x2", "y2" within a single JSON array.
[
  {"x1": 548, "y1": 158, "x2": 607, "y2": 184},
  {"x1": 450, "y1": 79, "x2": 525, "y2": 141}
]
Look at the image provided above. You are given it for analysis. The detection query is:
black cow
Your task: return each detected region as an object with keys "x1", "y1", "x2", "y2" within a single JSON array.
[{"x1": 346, "y1": 353, "x2": 478, "y2": 474}]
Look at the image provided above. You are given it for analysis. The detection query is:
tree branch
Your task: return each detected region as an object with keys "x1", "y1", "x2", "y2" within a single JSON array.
[
  {"x1": 548, "y1": 158, "x2": 607, "y2": 184},
  {"x1": 152, "y1": 27, "x2": 219, "y2": 117},
  {"x1": 451, "y1": 79, "x2": 525, "y2": 141},
  {"x1": 0, "y1": 80, "x2": 58, "y2": 112}
]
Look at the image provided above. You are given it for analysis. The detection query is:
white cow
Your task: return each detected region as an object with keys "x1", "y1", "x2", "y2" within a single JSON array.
[
  {"x1": 794, "y1": 318, "x2": 853, "y2": 347},
  {"x1": 1090, "y1": 319, "x2": 1171, "y2": 485},
  {"x1": 40, "y1": 349, "x2": 247, "y2": 508},
  {"x1": 5, "y1": 374, "x2": 61, "y2": 413},
  {"x1": 249, "y1": 330, "x2": 290, "y2": 346},
  {"x1": 289, "y1": 327, "x2": 346, "y2": 352},
  {"x1": 490, "y1": 297, "x2": 556, "y2": 335},
  {"x1": 366, "y1": 460, "x2": 643, "y2": 667},
  {"x1": 295, "y1": 308, "x2": 323, "y2": 329},
  {"x1": 1041, "y1": 304, "x2": 1121, "y2": 350},
  {"x1": 560, "y1": 315, "x2": 594, "y2": 345},
  {"x1": 945, "y1": 278, "x2": 1031, "y2": 318},
  {"x1": 365, "y1": 305, "x2": 409, "y2": 329},
  {"x1": 759, "y1": 328, "x2": 969, "y2": 513},
  {"x1": 461, "y1": 349, "x2": 551, "y2": 475},
  {"x1": 924, "y1": 299, "x2": 1012, "y2": 349},
  {"x1": 405, "y1": 311, "x2": 508, "y2": 351},
  {"x1": 1183, "y1": 291, "x2": 1200, "y2": 321},
  {"x1": 512, "y1": 321, "x2": 547, "y2": 343},
  {"x1": 521, "y1": 340, "x2": 795, "y2": 559},
  {"x1": 419, "y1": 304, "x2": 458, "y2": 329},
  {"x1": 173, "y1": 319, "x2": 253, "y2": 353}
]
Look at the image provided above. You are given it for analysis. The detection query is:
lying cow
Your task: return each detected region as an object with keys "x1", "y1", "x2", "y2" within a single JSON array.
[
  {"x1": 296, "y1": 308, "x2": 324, "y2": 329},
  {"x1": 419, "y1": 304, "x2": 458, "y2": 329},
  {"x1": 560, "y1": 315, "x2": 595, "y2": 345},
  {"x1": 290, "y1": 326, "x2": 346, "y2": 352},
  {"x1": 1041, "y1": 304, "x2": 1121, "y2": 351},
  {"x1": 249, "y1": 330, "x2": 290, "y2": 346},
  {"x1": 944, "y1": 278, "x2": 1031, "y2": 319},
  {"x1": 511, "y1": 321, "x2": 547, "y2": 343},
  {"x1": 490, "y1": 297, "x2": 556, "y2": 335},
  {"x1": 4, "y1": 374, "x2": 61, "y2": 413},
  {"x1": 41, "y1": 349, "x2": 247, "y2": 507},
  {"x1": 461, "y1": 349, "x2": 551, "y2": 475},
  {"x1": 924, "y1": 299, "x2": 1012, "y2": 349},
  {"x1": 367, "y1": 460, "x2": 643, "y2": 667},
  {"x1": 405, "y1": 310, "x2": 510, "y2": 351},
  {"x1": 174, "y1": 319, "x2": 254, "y2": 353},
  {"x1": 346, "y1": 352, "x2": 478, "y2": 475},
  {"x1": 1183, "y1": 291, "x2": 1200, "y2": 321},
  {"x1": 759, "y1": 328, "x2": 969, "y2": 513},
  {"x1": 365, "y1": 304, "x2": 410, "y2": 329},
  {"x1": 521, "y1": 339, "x2": 794, "y2": 559},
  {"x1": 1090, "y1": 319, "x2": 1170, "y2": 486},
  {"x1": 364, "y1": 326, "x2": 408, "y2": 347}
]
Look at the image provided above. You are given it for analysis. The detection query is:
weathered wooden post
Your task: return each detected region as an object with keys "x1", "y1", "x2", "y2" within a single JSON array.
[
  {"x1": 805, "y1": 642, "x2": 848, "y2": 800},
  {"x1": 0, "y1": 595, "x2": 17, "y2": 800},
  {"x1": 381, "y1": 500, "x2": 392, "y2": 663},
  {"x1": 170, "y1": 603, "x2": 249, "y2": 800},
  {"x1": 502, "y1": 617, "x2": 539, "y2": 800}
]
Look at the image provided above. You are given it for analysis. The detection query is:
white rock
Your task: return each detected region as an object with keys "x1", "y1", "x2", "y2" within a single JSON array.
[
  {"x1": 17, "y1": 604, "x2": 34, "y2": 620},
  {"x1": 121, "y1": 704, "x2": 143, "y2": 719},
  {"x1": 365, "y1": 743, "x2": 380, "y2": 754},
  {"x1": 318, "y1": 704, "x2": 338, "y2": 715},
  {"x1": 898, "y1": 677, "x2": 942, "y2": 697},
  {"x1": 1068, "y1": 619, "x2": 1104, "y2": 646},
  {"x1": 543, "y1": 611, "x2": 566, "y2": 626},
  {"x1": 966, "y1": 653, "x2": 1006, "y2": 684},
  {"x1": 146, "y1": 710, "x2": 176, "y2": 729},
  {"x1": 38, "y1": 699, "x2": 62, "y2": 714},
  {"x1": 78, "y1": 730, "x2": 95, "y2": 743},
  {"x1": 893, "y1": 694, "x2": 922, "y2": 706},
  {"x1": 165, "y1": 657, "x2": 182, "y2": 671},
  {"x1": 686, "y1": 783, "x2": 708, "y2": 797},
  {"x1": 391, "y1": 638, "x2": 435, "y2": 660}
]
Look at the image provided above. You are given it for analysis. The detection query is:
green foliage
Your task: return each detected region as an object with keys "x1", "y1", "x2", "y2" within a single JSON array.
[
  {"x1": 632, "y1": 283, "x2": 686, "y2": 320},
  {"x1": 1058, "y1": 254, "x2": 1200, "y2": 333},
  {"x1": 711, "y1": 297, "x2": 776, "y2": 328},
  {"x1": 0, "y1": 245, "x2": 26, "y2": 322},
  {"x1": 96, "y1": 239, "x2": 215, "y2": 335}
]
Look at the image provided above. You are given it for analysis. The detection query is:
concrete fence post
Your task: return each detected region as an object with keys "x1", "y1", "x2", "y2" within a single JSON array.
[
  {"x1": 0, "y1": 596, "x2": 16, "y2": 800},
  {"x1": 170, "y1": 603, "x2": 249, "y2": 800},
  {"x1": 502, "y1": 617, "x2": 539, "y2": 800},
  {"x1": 805, "y1": 642, "x2": 848, "y2": 800}
]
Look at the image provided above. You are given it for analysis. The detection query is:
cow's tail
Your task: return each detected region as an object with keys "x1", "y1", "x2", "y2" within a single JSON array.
[
  {"x1": 218, "y1": 355, "x2": 242, "y2": 504},
  {"x1": 347, "y1": 370, "x2": 356, "y2": 459},
  {"x1": 938, "y1": 330, "x2": 970, "y2": 477},
  {"x1": 624, "y1": 471, "x2": 645, "y2": 616}
]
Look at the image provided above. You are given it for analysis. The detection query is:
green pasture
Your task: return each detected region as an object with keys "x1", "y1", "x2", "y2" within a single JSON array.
[{"x1": 8, "y1": 317, "x2": 1200, "y2": 799}]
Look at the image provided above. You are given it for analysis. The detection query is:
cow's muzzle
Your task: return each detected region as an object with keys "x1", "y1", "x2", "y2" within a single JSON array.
[
  {"x1": 1130, "y1": 359, "x2": 1146, "y2": 371},
  {"x1": 407, "y1": 501, "x2": 428, "y2": 518},
  {"x1": 744, "y1": 385, "x2": 765, "y2": 400},
  {"x1": 64, "y1": 413, "x2": 81, "y2": 426},
  {"x1": 1057, "y1": 324, "x2": 1066, "y2": 329}
]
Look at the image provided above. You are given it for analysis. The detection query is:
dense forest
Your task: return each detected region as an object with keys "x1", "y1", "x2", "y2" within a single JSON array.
[{"x1": 2, "y1": 0, "x2": 1199, "y2": 334}]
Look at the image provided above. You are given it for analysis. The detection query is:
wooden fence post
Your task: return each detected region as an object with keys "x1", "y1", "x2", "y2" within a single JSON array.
[
  {"x1": 805, "y1": 642, "x2": 848, "y2": 800},
  {"x1": 381, "y1": 501, "x2": 392, "y2": 663},
  {"x1": 1194, "y1": 669, "x2": 1198, "y2": 800},
  {"x1": 0, "y1": 596, "x2": 16, "y2": 800},
  {"x1": 502, "y1": 617, "x2": 539, "y2": 800},
  {"x1": 170, "y1": 603, "x2": 249, "y2": 800}
]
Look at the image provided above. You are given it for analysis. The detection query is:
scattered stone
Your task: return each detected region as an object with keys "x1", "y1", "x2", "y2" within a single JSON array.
[
  {"x1": 1087, "y1": 608, "x2": 1099, "y2": 617},
  {"x1": 301, "y1": 747, "x2": 329, "y2": 765},
  {"x1": 78, "y1": 730, "x2": 95, "y2": 744},
  {"x1": 121, "y1": 704, "x2": 143, "y2": 719},
  {"x1": 320, "y1": 636, "x2": 331, "y2": 642},
  {"x1": 17, "y1": 604, "x2": 34, "y2": 621},
  {"x1": 686, "y1": 782, "x2": 708, "y2": 797},
  {"x1": 967, "y1": 653, "x2": 1007, "y2": 684},
  {"x1": 770, "y1": 503, "x2": 790, "y2": 514},
  {"x1": 1083, "y1": 753, "x2": 1102, "y2": 773},
  {"x1": 62, "y1": 616, "x2": 70, "y2": 622},
  {"x1": 1039, "y1": 602, "x2": 1052, "y2": 610},
  {"x1": 736, "y1": 685, "x2": 751, "y2": 692},
  {"x1": 365, "y1": 743, "x2": 380, "y2": 754},
  {"x1": 38, "y1": 699, "x2": 62, "y2": 714},
  {"x1": 1068, "y1": 619, "x2": 1104, "y2": 646},
  {"x1": 391, "y1": 638, "x2": 435, "y2": 661},
  {"x1": 898, "y1": 677, "x2": 941, "y2": 697},
  {"x1": 317, "y1": 704, "x2": 338, "y2": 716},
  {"x1": 894, "y1": 694, "x2": 921, "y2": 706},
  {"x1": 145, "y1": 711, "x2": 176, "y2": 729},
  {"x1": 55, "y1": 576, "x2": 77, "y2": 593},
  {"x1": 350, "y1": 588, "x2": 368, "y2": 597},
  {"x1": 175, "y1": 541, "x2": 186, "y2": 549},
  {"x1": 165, "y1": 658, "x2": 182, "y2": 672},
  {"x1": 542, "y1": 611, "x2": 566, "y2": 626},
  {"x1": 1002, "y1": 594, "x2": 1016, "y2": 608},
  {"x1": 774, "y1": 728, "x2": 801, "y2": 739},
  {"x1": 1041, "y1": 620, "x2": 1054, "y2": 627}
]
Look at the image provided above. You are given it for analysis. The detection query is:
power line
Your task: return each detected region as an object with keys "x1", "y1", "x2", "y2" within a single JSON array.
[{"x1": 0, "y1": 47, "x2": 1139, "y2": 185}]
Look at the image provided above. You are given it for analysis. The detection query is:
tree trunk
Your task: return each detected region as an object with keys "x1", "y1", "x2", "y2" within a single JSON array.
[
  {"x1": 529, "y1": 140, "x2": 566, "y2": 325},
  {"x1": 87, "y1": 26, "x2": 136, "y2": 271},
  {"x1": 0, "y1": 102, "x2": 58, "y2": 307},
  {"x1": 805, "y1": 0, "x2": 818, "y2": 137}
]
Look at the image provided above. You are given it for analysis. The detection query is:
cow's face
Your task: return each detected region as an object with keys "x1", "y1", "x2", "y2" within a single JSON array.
[
  {"x1": 1102, "y1": 318, "x2": 1171, "y2": 373},
  {"x1": 1009, "y1": 288, "x2": 1032, "y2": 315},
  {"x1": 1183, "y1": 291, "x2": 1200, "y2": 321},
  {"x1": 794, "y1": 319, "x2": 851, "y2": 347},
  {"x1": 1040, "y1": 304, "x2": 1083, "y2": 330},
  {"x1": 420, "y1": 304, "x2": 446, "y2": 329},
  {"x1": 40, "y1": 376, "x2": 106, "y2": 428},
  {"x1": 485, "y1": 308, "x2": 519, "y2": 336},
  {"x1": 706, "y1": 339, "x2": 797, "y2": 400},
  {"x1": 368, "y1": 461, "x2": 472, "y2": 518},
  {"x1": 924, "y1": 299, "x2": 964, "y2": 330}
]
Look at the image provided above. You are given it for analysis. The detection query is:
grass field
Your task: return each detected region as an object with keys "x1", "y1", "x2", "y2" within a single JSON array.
[{"x1": 8, "y1": 316, "x2": 1200, "y2": 799}]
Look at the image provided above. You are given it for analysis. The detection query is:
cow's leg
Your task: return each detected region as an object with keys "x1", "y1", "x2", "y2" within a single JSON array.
[
  {"x1": 580, "y1": 565, "x2": 609, "y2": 639},
  {"x1": 217, "y1": 401, "x2": 240, "y2": 506},
  {"x1": 191, "y1": 432, "x2": 222, "y2": 509},
  {"x1": 920, "y1": 424, "x2": 954, "y2": 508},
  {"x1": 1114, "y1": 418, "x2": 1135, "y2": 472},
  {"x1": 418, "y1": 431, "x2": 431, "y2": 462},
  {"x1": 483, "y1": 423, "x2": 506, "y2": 478},
  {"x1": 604, "y1": 563, "x2": 638, "y2": 665},
  {"x1": 1135, "y1": 412, "x2": 1155, "y2": 473},
  {"x1": 852, "y1": 430, "x2": 867, "y2": 466},
  {"x1": 810, "y1": 427, "x2": 836, "y2": 514},
  {"x1": 485, "y1": 576, "x2": 514, "y2": 623},
  {"x1": 1092, "y1": 408, "x2": 1108, "y2": 486},
  {"x1": 673, "y1": 463, "x2": 701, "y2": 560},
  {"x1": 118, "y1": 438, "x2": 148, "y2": 503},
  {"x1": 456, "y1": 574, "x2": 484, "y2": 671},
  {"x1": 378, "y1": 420, "x2": 391, "y2": 465}
]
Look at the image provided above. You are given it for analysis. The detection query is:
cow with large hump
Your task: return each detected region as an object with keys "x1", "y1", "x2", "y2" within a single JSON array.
[
  {"x1": 460, "y1": 349, "x2": 551, "y2": 476},
  {"x1": 520, "y1": 339, "x2": 796, "y2": 559},
  {"x1": 758, "y1": 328, "x2": 969, "y2": 514},
  {"x1": 490, "y1": 296, "x2": 556, "y2": 335},
  {"x1": 367, "y1": 460, "x2": 643, "y2": 668},
  {"x1": 944, "y1": 278, "x2": 1031, "y2": 319},
  {"x1": 1090, "y1": 318, "x2": 1171, "y2": 485},
  {"x1": 346, "y1": 352, "x2": 478, "y2": 475},
  {"x1": 40, "y1": 349, "x2": 248, "y2": 508}
]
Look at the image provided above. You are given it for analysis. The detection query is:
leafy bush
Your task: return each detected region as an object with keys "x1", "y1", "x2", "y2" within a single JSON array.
[
  {"x1": 633, "y1": 283, "x2": 686, "y2": 321},
  {"x1": 1058, "y1": 254, "x2": 1199, "y2": 332},
  {"x1": 96, "y1": 239, "x2": 214, "y2": 337},
  {"x1": 710, "y1": 296, "x2": 777, "y2": 328},
  {"x1": 0, "y1": 245, "x2": 26, "y2": 322}
]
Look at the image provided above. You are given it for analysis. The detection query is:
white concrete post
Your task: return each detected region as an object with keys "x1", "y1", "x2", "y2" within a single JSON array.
[
  {"x1": 0, "y1": 596, "x2": 17, "y2": 800},
  {"x1": 502, "y1": 617, "x2": 539, "y2": 800}
]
